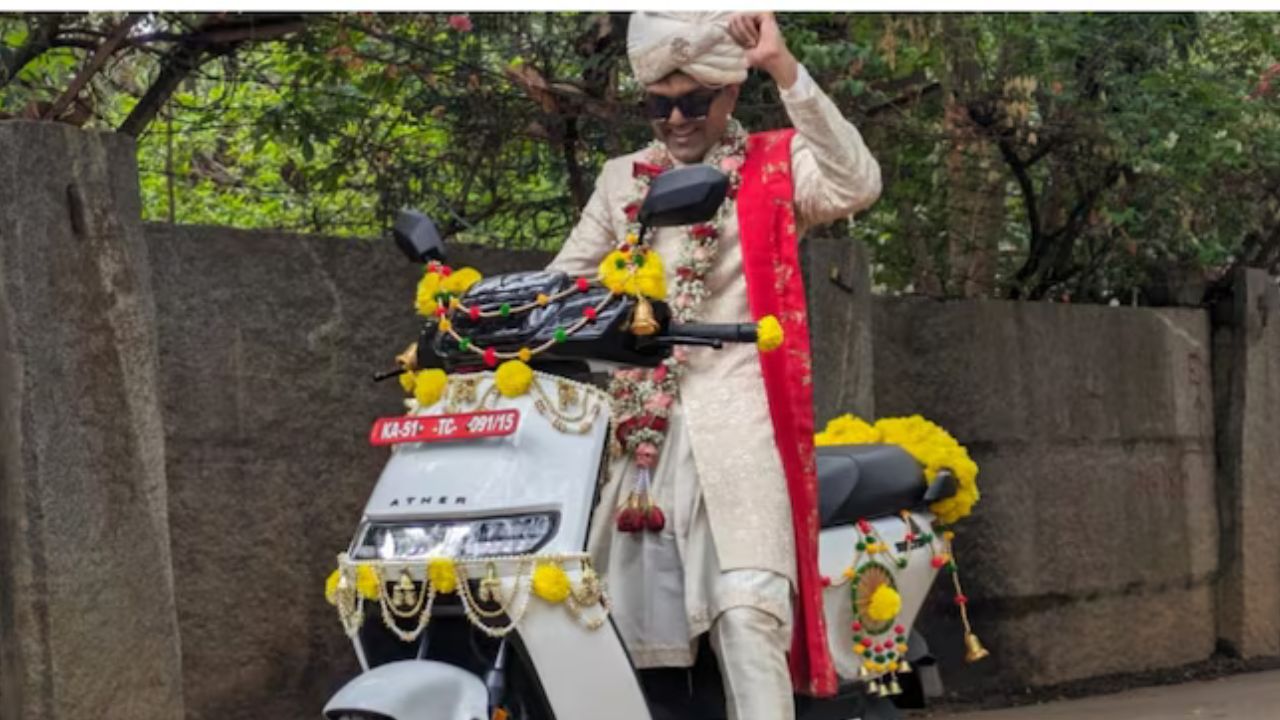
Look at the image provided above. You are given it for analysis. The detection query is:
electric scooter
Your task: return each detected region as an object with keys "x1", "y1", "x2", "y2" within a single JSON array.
[{"x1": 323, "y1": 166, "x2": 965, "y2": 720}]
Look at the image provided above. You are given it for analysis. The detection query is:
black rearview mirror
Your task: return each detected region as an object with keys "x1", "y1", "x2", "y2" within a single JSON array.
[
  {"x1": 638, "y1": 165, "x2": 729, "y2": 229},
  {"x1": 393, "y1": 210, "x2": 446, "y2": 263}
]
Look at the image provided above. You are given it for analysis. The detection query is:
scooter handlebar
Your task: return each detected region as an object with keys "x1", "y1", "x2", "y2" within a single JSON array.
[{"x1": 665, "y1": 322, "x2": 758, "y2": 345}]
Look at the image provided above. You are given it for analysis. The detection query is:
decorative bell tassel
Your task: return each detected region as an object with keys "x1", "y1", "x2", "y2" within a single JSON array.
[
  {"x1": 616, "y1": 492, "x2": 644, "y2": 532},
  {"x1": 898, "y1": 659, "x2": 913, "y2": 674},
  {"x1": 629, "y1": 296, "x2": 660, "y2": 336},
  {"x1": 964, "y1": 632, "x2": 991, "y2": 663},
  {"x1": 866, "y1": 680, "x2": 881, "y2": 696},
  {"x1": 887, "y1": 677, "x2": 903, "y2": 696},
  {"x1": 877, "y1": 682, "x2": 893, "y2": 698}
]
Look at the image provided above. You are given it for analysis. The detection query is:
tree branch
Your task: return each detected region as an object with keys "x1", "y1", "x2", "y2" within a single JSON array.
[
  {"x1": 44, "y1": 13, "x2": 143, "y2": 121},
  {"x1": 0, "y1": 14, "x2": 62, "y2": 89}
]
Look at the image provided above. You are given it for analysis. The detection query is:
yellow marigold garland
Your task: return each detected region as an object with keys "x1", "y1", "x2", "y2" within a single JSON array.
[
  {"x1": 756, "y1": 315, "x2": 784, "y2": 352},
  {"x1": 494, "y1": 360, "x2": 534, "y2": 398},
  {"x1": 442, "y1": 267, "x2": 482, "y2": 296},
  {"x1": 531, "y1": 562, "x2": 572, "y2": 603},
  {"x1": 815, "y1": 413, "x2": 979, "y2": 525},
  {"x1": 415, "y1": 270, "x2": 444, "y2": 317},
  {"x1": 867, "y1": 584, "x2": 902, "y2": 622},
  {"x1": 428, "y1": 558, "x2": 458, "y2": 594},
  {"x1": 598, "y1": 249, "x2": 666, "y2": 300},
  {"x1": 409, "y1": 369, "x2": 449, "y2": 407},
  {"x1": 815, "y1": 414, "x2": 881, "y2": 446}
]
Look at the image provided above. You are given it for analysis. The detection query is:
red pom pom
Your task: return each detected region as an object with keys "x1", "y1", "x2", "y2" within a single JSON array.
[
  {"x1": 483, "y1": 347, "x2": 497, "y2": 367},
  {"x1": 440, "y1": 266, "x2": 453, "y2": 277},
  {"x1": 861, "y1": 637, "x2": 873, "y2": 648},
  {"x1": 852, "y1": 621, "x2": 863, "y2": 632},
  {"x1": 468, "y1": 306, "x2": 481, "y2": 321},
  {"x1": 905, "y1": 532, "x2": 916, "y2": 542},
  {"x1": 576, "y1": 277, "x2": 590, "y2": 292},
  {"x1": 857, "y1": 519, "x2": 872, "y2": 534},
  {"x1": 931, "y1": 556, "x2": 947, "y2": 569},
  {"x1": 616, "y1": 506, "x2": 644, "y2": 533},
  {"x1": 894, "y1": 624, "x2": 905, "y2": 635},
  {"x1": 820, "y1": 576, "x2": 832, "y2": 588},
  {"x1": 435, "y1": 306, "x2": 447, "y2": 318},
  {"x1": 645, "y1": 505, "x2": 666, "y2": 532},
  {"x1": 583, "y1": 306, "x2": 598, "y2": 321},
  {"x1": 954, "y1": 594, "x2": 969, "y2": 606}
]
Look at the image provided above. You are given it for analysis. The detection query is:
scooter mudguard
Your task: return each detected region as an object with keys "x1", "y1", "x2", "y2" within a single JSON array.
[{"x1": 323, "y1": 660, "x2": 487, "y2": 720}]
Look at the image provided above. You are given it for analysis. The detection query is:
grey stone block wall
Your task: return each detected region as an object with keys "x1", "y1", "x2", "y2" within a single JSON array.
[
  {"x1": 1213, "y1": 269, "x2": 1280, "y2": 659},
  {"x1": 873, "y1": 298, "x2": 1220, "y2": 692},
  {"x1": 0, "y1": 121, "x2": 185, "y2": 719}
]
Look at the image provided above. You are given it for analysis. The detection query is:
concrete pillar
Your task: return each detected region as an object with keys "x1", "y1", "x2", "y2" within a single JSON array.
[
  {"x1": 0, "y1": 121, "x2": 184, "y2": 719},
  {"x1": 1213, "y1": 268, "x2": 1280, "y2": 658}
]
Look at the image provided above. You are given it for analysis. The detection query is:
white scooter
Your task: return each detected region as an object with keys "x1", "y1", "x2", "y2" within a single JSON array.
[{"x1": 323, "y1": 167, "x2": 967, "y2": 720}]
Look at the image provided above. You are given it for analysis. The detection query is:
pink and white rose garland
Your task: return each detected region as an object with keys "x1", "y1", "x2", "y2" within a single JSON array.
[{"x1": 610, "y1": 119, "x2": 749, "y2": 533}]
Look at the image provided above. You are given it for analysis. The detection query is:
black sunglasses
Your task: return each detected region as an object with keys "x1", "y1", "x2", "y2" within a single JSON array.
[{"x1": 643, "y1": 88, "x2": 723, "y2": 121}]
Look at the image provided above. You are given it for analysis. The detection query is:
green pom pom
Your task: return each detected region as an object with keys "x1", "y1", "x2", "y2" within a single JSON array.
[
  {"x1": 554, "y1": 328, "x2": 568, "y2": 343},
  {"x1": 614, "y1": 258, "x2": 627, "y2": 270},
  {"x1": 500, "y1": 303, "x2": 511, "y2": 317},
  {"x1": 896, "y1": 558, "x2": 908, "y2": 569},
  {"x1": 458, "y1": 337, "x2": 471, "y2": 351},
  {"x1": 856, "y1": 541, "x2": 866, "y2": 552},
  {"x1": 633, "y1": 253, "x2": 646, "y2": 267}
]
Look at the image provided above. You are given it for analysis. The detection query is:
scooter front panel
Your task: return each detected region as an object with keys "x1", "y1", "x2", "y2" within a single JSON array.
[{"x1": 362, "y1": 372, "x2": 610, "y2": 556}]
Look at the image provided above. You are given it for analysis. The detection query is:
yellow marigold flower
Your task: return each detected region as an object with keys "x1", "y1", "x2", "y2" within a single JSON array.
[
  {"x1": 598, "y1": 250, "x2": 666, "y2": 300},
  {"x1": 874, "y1": 415, "x2": 980, "y2": 525},
  {"x1": 428, "y1": 558, "x2": 458, "y2": 594},
  {"x1": 324, "y1": 569, "x2": 341, "y2": 605},
  {"x1": 495, "y1": 359, "x2": 533, "y2": 398},
  {"x1": 415, "y1": 271, "x2": 443, "y2": 316},
  {"x1": 355, "y1": 565, "x2": 381, "y2": 600},
  {"x1": 815, "y1": 414, "x2": 882, "y2": 447},
  {"x1": 867, "y1": 584, "x2": 902, "y2": 622},
  {"x1": 532, "y1": 562, "x2": 571, "y2": 603},
  {"x1": 399, "y1": 370, "x2": 417, "y2": 395},
  {"x1": 756, "y1": 315, "x2": 784, "y2": 352},
  {"x1": 442, "y1": 267, "x2": 482, "y2": 296},
  {"x1": 413, "y1": 369, "x2": 448, "y2": 407}
]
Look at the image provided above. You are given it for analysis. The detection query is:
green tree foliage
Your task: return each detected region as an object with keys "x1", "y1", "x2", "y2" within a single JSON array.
[{"x1": 3, "y1": 11, "x2": 1278, "y2": 304}]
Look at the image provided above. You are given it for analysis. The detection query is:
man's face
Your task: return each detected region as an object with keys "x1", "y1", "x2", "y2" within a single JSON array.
[{"x1": 645, "y1": 71, "x2": 740, "y2": 164}]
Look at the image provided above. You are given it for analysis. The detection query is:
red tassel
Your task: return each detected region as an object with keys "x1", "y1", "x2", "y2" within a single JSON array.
[
  {"x1": 644, "y1": 505, "x2": 666, "y2": 532},
  {"x1": 616, "y1": 493, "x2": 644, "y2": 533}
]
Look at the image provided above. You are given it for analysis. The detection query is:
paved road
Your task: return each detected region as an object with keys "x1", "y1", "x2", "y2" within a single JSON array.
[{"x1": 924, "y1": 671, "x2": 1280, "y2": 720}]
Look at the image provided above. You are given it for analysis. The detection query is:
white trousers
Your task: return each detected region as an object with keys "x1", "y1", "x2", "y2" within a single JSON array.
[{"x1": 711, "y1": 604, "x2": 797, "y2": 720}]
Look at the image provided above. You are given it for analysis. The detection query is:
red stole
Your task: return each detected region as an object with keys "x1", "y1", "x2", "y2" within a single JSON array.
[{"x1": 737, "y1": 129, "x2": 837, "y2": 697}]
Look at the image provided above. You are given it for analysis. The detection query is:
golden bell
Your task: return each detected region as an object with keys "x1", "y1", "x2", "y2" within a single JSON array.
[
  {"x1": 629, "y1": 296, "x2": 660, "y2": 336},
  {"x1": 964, "y1": 632, "x2": 991, "y2": 663},
  {"x1": 898, "y1": 660, "x2": 912, "y2": 674},
  {"x1": 395, "y1": 342, "x2": 420, "y2": 372},
  {"x1": 887, "y1": 679, "x2": 903, "y2": 696},
  {"x1": 877, "y1": 682, "x2": 893, "y2": 698},
  {"x1": 857, "y1": 665, "x2": 870, "y2": 680},
  {"x1": 866, "y1": 680, "x2": 881, "y2": 696}
]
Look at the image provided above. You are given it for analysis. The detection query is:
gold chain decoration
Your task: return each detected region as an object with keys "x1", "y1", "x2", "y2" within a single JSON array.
[{"x1": 327, "y1": 553, "x2": 610, "y2": 640}]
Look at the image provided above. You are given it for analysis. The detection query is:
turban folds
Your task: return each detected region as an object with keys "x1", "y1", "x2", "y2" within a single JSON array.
[{"x1": 627, "y1": 12, "x2": 748, "y2": 87}]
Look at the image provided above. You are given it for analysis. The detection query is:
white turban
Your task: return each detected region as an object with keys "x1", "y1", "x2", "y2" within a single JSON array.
[{"x1": 627, "y1": 12, "x2": 748, "y2": 87}]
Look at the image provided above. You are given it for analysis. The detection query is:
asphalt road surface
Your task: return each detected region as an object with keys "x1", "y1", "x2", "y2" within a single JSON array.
[{"x1": 924, "y1": 671, "x2": 1280, "y2": 720}]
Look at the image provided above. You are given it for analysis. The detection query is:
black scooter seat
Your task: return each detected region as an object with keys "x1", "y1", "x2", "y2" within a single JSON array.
[{"x1": 817, "y1": 444, "x2": 934, "y2": 528}]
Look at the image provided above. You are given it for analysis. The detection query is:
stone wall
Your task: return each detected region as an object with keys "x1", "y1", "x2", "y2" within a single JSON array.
[
  {"x1": 873, "y1": 298, "x2": 1220, "y2": 693},
  {"x1": 4, "y1": 120, "x2": 1280, "y2": 717},
  {"x1": 0, "y1": 121, "x2": 185, "y2": 719},
  {"x1": 1212, "y1": 269, "x2": 1280, "y2": 659}
]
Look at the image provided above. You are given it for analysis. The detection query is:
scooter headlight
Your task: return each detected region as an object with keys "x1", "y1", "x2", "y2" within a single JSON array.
[{"x1": 350, "y1": 512, "x2": 558, "y2": 560}]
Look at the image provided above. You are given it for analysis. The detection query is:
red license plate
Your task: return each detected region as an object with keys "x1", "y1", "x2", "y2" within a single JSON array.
[{"x1": 369, "y1": 410, "x2": 520, "y2": 446}]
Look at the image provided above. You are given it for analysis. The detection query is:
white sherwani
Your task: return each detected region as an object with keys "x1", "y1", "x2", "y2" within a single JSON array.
[{"x1": 548, "y1": 66, "x2": 881, "y2": 675}]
